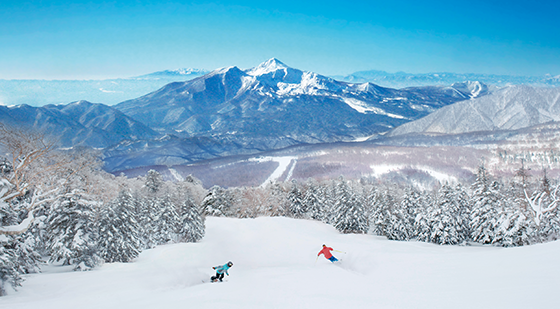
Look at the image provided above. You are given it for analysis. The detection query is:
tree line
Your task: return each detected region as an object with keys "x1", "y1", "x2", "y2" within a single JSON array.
[{"x1": 202, "y1": 165, "x2": 559, "y2": 247}]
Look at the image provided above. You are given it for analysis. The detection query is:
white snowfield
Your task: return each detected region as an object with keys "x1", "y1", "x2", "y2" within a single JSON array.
[{"x1": 3, "y1": 217, "x2": 560, "y2": 308}]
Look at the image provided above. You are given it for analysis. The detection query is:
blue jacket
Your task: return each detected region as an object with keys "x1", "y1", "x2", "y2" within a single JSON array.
[{"x1": 214, "y1": 263, "x2": 231, "y2": 275}]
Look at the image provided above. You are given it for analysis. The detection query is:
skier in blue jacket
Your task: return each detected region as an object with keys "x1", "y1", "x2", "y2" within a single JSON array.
[{"x1": 211, "y1": 261, "x2": 233, "y2": 282}]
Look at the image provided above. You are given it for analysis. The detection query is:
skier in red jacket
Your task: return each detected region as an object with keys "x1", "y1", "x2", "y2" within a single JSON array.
[{"x1": 318, "y1": 244, "x2": 339, "y2": 262}]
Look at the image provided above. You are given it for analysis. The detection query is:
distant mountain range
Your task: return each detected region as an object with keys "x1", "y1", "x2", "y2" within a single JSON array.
[
  {"x1": 2, "y1": 58, "x2": 560, "y2": 180},
  {"x1": 333, "y1": 70, "x2": 560, "y2": 89},
  {"x1": 0, "y1": 100, "x2": 158, "y2": 148},
  {"x1": 2, "y1": 64, "x2": 558, "y2": 107},
  {"x1": 105, "y1": 58, "x2": 488, "y2": 171}
]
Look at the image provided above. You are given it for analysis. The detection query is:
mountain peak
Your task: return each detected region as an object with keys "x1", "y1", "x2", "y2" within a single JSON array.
[{"x1": 247, "y1": 58, "x2": 290, "y2": 76}]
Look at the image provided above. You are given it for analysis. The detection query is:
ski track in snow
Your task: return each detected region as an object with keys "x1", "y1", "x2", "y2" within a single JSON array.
[
  {"x1": 252, "y1": 156, "x2": 297, "y2": 187},
  {"x1": 168, "y1": 168, "x2": 184, "y2": 182},
  {"x1": 3, "y1": 217, "x2": 560, "y2": 309}
]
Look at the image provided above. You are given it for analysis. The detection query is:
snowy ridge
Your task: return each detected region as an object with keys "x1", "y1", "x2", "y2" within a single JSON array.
[{"x1": 388, "y1": 85, "x2": 560, "y2": 136}]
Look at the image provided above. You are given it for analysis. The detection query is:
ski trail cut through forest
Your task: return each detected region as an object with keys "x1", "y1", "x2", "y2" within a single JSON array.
[
  {"x1": 168, "y1": 168, "x2": 184, "y2": 182},
  {"x1": 251, "y1": 156, "x2": 297, "y2": 187}
]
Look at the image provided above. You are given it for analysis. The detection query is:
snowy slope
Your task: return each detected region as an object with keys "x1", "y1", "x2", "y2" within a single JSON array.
[
  {"x1": 388, "y1": 85, "x2": 560, "y2": 136},
  {"x1": 3, "y1": 217, "x2": 559, "y2": 309}
]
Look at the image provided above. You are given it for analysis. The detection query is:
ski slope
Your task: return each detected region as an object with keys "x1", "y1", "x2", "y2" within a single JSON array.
[{"x1": 2, "y1": 217, "x2": 560, "y2": 308}]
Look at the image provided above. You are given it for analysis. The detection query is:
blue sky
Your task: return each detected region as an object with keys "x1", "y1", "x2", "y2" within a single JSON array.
[{"x1": 1, "y1": 0, "x2": 559, "y2": 79}]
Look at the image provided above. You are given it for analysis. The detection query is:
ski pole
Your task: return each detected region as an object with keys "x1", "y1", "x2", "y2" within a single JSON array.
[
  {"x1": 314, "y1": 255, "x2": 318, "y2": 265},
  {"x1": 334, "y1": 250, "x2": 346, "y2": 254}
]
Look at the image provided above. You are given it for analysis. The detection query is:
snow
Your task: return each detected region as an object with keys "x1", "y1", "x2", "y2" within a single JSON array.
[
  {"x1": 0, "y1": 212, "x2": 35, "y2": 234},
  {"x1": 250, "y1": 156, "x2": 297, "y2": 186},
  {"x1": 370, "y1": 164, "x2": 458, "y2": 183},
  {"x1": 246, "y1": 58, "x2": 289, "y2": 76},
  {"x1": 276, "y1": 72, "x2": 328, "y2": 96},
  {"x1": 343, "y1": 97, "x2": 406, "y2": 118},
  {"x1": 3, "y1": 217, "x2": 560, "y2": 308},
  {"x1": 168, "y1": 168, "x2": 184, "y2": 182}
]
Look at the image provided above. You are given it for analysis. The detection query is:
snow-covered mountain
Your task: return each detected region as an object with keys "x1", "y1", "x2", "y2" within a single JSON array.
[
  {"x1": 115, "y1": 58, "x2": 486, "y2": 136},
  {"x1": 386, "y1": 85, "x2": 560, "y2": 137},
  {"x1": 0, "y1": 101, "x2": 158, "y2": 148},
  {"x1": 333, "y1": 70, "x2": 560, "y2": 88},
  {"x1": 105, "y1": 59, "x2": 488, "y2": 171}
]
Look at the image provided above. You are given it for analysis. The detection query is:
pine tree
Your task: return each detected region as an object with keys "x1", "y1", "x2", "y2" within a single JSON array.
[
  {"x1": 287, "y1": 180, "x2": 306, "y2": 218},
  {"x1": 136, "y1": 195, "x2": 158, "y2": 249},
  {"x1": 202, "y1": 186, "x2": 233, "y2": 217},
  {"x1": 370, "y1": 189, "x2": 394, "y2": 236},
  {"x1": 0, "y1": 236, "x2": 22, "y2": 296},
  {"x1": 145, "y1": 169, "x2": 163, "y2": 195},
  {"x1": 332, "y1": 178, "x2": 368, "y2": 234},
  {"x1": 97, "y1": 190, "x2": 142, "y2": 263},
  {"x1": 414, "y1": 191, "x2": 434, "y2": 243},
  {"x1": 470, "y1": 166, "x2": 500, "y2": 244},
  {"x1": 0, "y1": 189, "x2": 23, "y2": 296},
  {"x1": 430, "y1": 183, "x2": 469, "y2": 245},
  {"x1": 153, "y1": 196, "x2": 181, "y2": 245},
  {"x1": 46, "y1": 192, "x2": 101, "y2": 271},
  {"x1": 13, "y1": 232, "x2": 43, "y2": 275},
  {"x1": 386, "y1": 187, "x2": 420, "y2": 241},
  {"x1": 321, "y1": 180, "x2": 339, "y2": 225},
  {"x1": 178, "y1": 196, "x2": 205, "y2": 243},
  {"x1": 303, "y1": 181, "x2": 323, "y2": 221}
]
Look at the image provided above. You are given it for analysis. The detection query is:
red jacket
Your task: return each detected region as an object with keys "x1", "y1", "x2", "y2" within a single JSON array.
[{"x1": 318, "y1": 246, "x2": 334, "y2": 259}]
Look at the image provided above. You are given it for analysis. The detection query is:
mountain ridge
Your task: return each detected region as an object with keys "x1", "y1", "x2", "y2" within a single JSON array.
[
  {"x1": 0, "y1": 100, "x2": 158, "y2": 148},
  {"x1": 386, "y1": 85, "x2": 560, "y2": 137}
]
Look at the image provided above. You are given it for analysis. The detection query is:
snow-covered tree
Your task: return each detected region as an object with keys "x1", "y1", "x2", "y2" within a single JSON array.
[
  {"x1": 525, "y1": 171, "x2": 559, "y2": 241},
  {"x1": 0, "y1": 184, "x2": 22, "y2": 295},
  {"x1": 135, "y1": 195, "x2": 157, "y2": 249},
  {"x1": 178, "y1": 196, "x2": 205, "y2": 243},
  {"x1": 0, "y1": 236, "x2": 22, "y2": 296},
  {"x1": 97, "y1": 190, "x2": 142, "y2": 263},
  {"x1": 303, "y1": 180, "x2": 323, "y2": 221},
  {"x1": 46, "y1": 192, "x2": 101, "y2": 271},
  {"x1": 263, "y1": 182, "x2": 287, "y2": 217},
  {"x1": 429, "y1": 183, "x2": 470, "y2": 245},
  {"x1": 493, "y1": 205, "x2": 534, "y2": 247},
  {"x1": 153, "y1": 196, "x2": 181, "y2": 245},
  {"x1": 370, "y1": 189, "x2": 395, "y2": 236},
  {"x1": 470, "y1": 166, "x2": 501, "y2": 244},
  {"x1": 145, "y1": 169, "x2": 163, "y2": 195},
  {"x1": 386, "y1": 187, "x2": 422, "y2": 241},
  {"x1": 202, "y1": 186, "x2": 233, "y2": 217},
  {"x1": 332, "y1": 178, "x2": 368, "y2": 234},
  {"x1": 287, "y1": 180, "x2": 306, "y2": 218}
]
